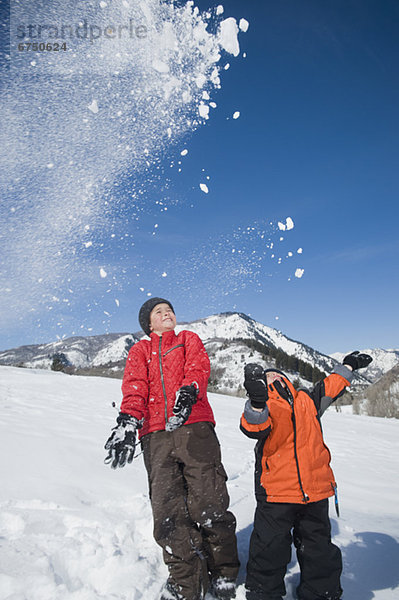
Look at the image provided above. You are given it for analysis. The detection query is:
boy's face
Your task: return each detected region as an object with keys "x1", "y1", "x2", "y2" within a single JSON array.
[
  {"x1": 266, "y1": 371, "x2": 285, "y2": 386},
  {"x1": 149, "y1": 303, "x2": 176, "y2": 335}
]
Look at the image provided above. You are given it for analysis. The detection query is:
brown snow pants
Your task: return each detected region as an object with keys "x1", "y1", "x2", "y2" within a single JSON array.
[{"x1": 141, "y1": 422, "x2": 240, "y2": 600}]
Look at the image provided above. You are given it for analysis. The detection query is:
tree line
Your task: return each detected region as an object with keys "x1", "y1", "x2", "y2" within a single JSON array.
[{"x1": 237, "y1": 338, "x2": 327, "y2": 384}]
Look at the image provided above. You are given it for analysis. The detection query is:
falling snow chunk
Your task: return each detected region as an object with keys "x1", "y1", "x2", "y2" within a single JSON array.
[
  {"x1": 233, "y1": 111, "x2": 240, "y2": 119},
  {"x1": 278, "y1": 217, "x2": 294, "y2": 231},
  {"x1": 152, "y1": 60, "x2": 169, "y2": 74},
  {"x1": 295, "y1": 268, "x2": 305, "y2": 278},
  {"x1": 115, "y1": 299, "x2": 120, "y2": 307},
  {"x1": 286, "y1": 217, "x2": 294, "y2": 230},
  {"x1": 99, "y1": 268, "x2": 107, "y2": 278},
  {"x1": 46, "y1": 163, "x2": 54, "y2": 169},
  {"x1": 84, "y1": 241, "x2": 92, "y2": 248},
  {"x1": 239, "y1": 18, "x2": 249, "y2": 32},
  {"x1": 181, "y1": 149, "x2": 188, "y2": 156},
  {"x1": 100, "y1": 1, "x2": 107, "y2": 7},
  {"x1": 199, "y1": 103, "x2": 209, "y2": 119},
  {"x1": 196, "y1": 74, "x2": 207, "y2": 88},
  {"x1": 219, "y1": 18, "x2": 240, "y2": 57},
  {"x1": 87, "y1": 99, "x2": 99, "y2": 114},
  {"x1": 297, "y1": 247, "x2": 303, "y2": 254},
  {"x1": 216, "y1": 5, "x2": 224, "y2": 15},
  {"x1": 199, "y1": 183, "x2": 209, "y2": 194},
  {"x1": 162, "y1": 272, "x2": 167, "y2": 277}
]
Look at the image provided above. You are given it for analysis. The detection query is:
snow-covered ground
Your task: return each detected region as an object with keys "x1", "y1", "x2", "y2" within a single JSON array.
[{"x1": 1, "y1": 366, "x2": 398, "y2": 600}]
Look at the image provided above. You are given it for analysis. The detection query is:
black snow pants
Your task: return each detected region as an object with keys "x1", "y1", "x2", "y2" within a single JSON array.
[
  {"x1": 142, "y1": 422, "x2": 240, "y2": 600},
  {"x1": 245, "y1": 498, "x2": 342, "y2": 600}
]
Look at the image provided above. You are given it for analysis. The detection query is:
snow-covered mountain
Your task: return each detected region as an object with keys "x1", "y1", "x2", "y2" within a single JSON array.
[
  {"x1": 1, "y1": 365, "x2": 398, "y2": 600},
  {"x1": 0, "y1": 312, "x2": 370, "y2": 393},
  {"x1": 0, "y1": 332, "x2": 140, "y2": 374},
  {"x1": 330, "y1": 348, "x2": 399, "y2": 383}
]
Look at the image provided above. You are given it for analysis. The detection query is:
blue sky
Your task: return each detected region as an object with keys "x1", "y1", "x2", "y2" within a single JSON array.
[{"x1": 1, "y1": 0, "x2": 399, "y2": 354}]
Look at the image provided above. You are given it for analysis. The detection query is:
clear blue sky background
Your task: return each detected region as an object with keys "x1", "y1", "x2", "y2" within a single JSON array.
[{"x1": 2, "y1": 0, "x2": 399, "y2": 354}]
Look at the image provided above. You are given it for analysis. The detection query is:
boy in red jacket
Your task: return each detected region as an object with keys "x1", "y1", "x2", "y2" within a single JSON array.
[
  {"x1": 240, "y1": 352, "x2": 372, "y2": 600},
  {"x1": 105, "y1": 298, "x2": 239, "y2": 600}
]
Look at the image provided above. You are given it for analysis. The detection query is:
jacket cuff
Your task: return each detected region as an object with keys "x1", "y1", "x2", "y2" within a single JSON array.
[
  {"x1": 243, "y1": 399, "x2": 269, "y2": 425},
  {"x1": 333, "y1": 363, "x2": 354, "y2": 383}
]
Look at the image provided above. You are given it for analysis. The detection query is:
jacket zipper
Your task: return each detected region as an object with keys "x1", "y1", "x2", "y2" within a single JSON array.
[
  {"x1": 287, "y1": 392, "x2": 309, "y2": 503},
  {"x1": 158, "y1": 336, "x2": 168, "y2": 424},
  {"x1": 163, "y1": 344, "x2": 184, "y2": 357}
]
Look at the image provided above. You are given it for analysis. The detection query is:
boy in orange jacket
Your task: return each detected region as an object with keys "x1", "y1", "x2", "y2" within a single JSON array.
[{"x1": 240, "y1": 351, "x2": 372, "y2": 600}]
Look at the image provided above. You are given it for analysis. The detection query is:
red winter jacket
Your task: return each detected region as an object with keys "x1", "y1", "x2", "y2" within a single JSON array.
[{"x1": 120, "y1": 329, "x2": 215, "y2": 438}]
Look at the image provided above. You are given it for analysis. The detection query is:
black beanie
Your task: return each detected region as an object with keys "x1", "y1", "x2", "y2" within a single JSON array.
[{"x1": 138, "y1": 297, "x2": 175, "y2": 336}]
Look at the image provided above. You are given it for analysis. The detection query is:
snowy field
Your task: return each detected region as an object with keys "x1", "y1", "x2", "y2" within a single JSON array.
[{"x1": 1, "y1": 366, "x2": 398, "y2": 600}]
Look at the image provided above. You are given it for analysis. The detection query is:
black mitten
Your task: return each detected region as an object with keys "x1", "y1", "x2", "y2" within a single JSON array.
[
  {"x1": 343, "y1": 351, "x2": 373, "y2": 371},
  {"x1": 104, "y1": 412, "x2": 140, "y2": 469},
  {"x1": 165, "y1": 384, "x2": 199, "y2": 432},
  {"x1": 244, "y1": 363, "x2": 268, "y2": 409}
]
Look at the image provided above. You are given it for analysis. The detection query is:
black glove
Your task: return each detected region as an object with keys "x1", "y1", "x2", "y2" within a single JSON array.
[
  {"x1": 343, "y1": 351, "x2": 373, "y2": 371},
  {"x1": 244, "y1": 363, "x2": 268, "y2": 409},
  {"x1": 165, "y1": 384, "x2": 199, "y2": 432},
  {"x1": 104, "y1": 412, "x2": 141, "y2": 469}
]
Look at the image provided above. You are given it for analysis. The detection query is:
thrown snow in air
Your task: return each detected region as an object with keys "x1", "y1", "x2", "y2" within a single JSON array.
[
  {"x1": 295, "y1": 268, "x2": 305, "y2": 278},
  {"x1": 239, "y1": 19, "x2": 250, "y2": 33},
  {"x1": 200, "y1": 183, "x2": 209, "y2": 194},
  {"x1": 87, "y1": 99, "x2": 99, "y2": 114},
  {"x1": 2, "y1": 0, "x2": 247, "y2": 333},
  {"x1": 219, "y1": 18, "x2": 240, "y2": 57},
  {"x1": 152, "y1": 219, "x2": 304, "y2": 313},
  {"x1": 278, "y1": 217, "x2": 295, "y2": 231}
]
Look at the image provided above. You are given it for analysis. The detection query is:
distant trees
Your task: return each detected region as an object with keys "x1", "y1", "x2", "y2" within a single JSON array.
[
  {"x1": 365, "y1": 388, "x2": 399, "y2": 419},
  {"x1": 51, "y1": 353, "x2": 73, "y2": 374},
  {"x1": 363, "y1": 366, "x2": 399, "y2": 419}
]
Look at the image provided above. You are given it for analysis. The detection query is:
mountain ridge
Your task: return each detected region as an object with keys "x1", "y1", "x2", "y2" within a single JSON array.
[{"x1": 1, "y1": 312, "x2": 395, "y2": 393}]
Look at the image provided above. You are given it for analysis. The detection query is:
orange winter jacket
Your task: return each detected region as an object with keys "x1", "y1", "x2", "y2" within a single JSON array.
[
  {"x1": 121, "y1": 329, "x2": 215, "y2": 438},
  {"x1": 240, "y1": 366, "x2": 352, "y2": 504}
]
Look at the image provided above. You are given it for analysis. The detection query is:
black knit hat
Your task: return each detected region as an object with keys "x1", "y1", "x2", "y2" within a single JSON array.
[{"x1": 138, "y1": 297, "x2": 175, "y2": 336}]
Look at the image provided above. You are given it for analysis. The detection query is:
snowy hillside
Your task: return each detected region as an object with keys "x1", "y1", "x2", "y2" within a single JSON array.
[
  {"x1": 0, "y1": 312, "x2": 370, "y2": 392},
  {"x1": 1, "y1": 366, "x2": 398, "y2": 600},
  {"x1": 0, "y1": 333, "x2": 139, "y2": 371},
  {"x1": 362, "y1": 363, "x2": 399, "y2": 418},
  {"x1": 330, "y1": 348, "x2": 399, "y2": 383}
]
